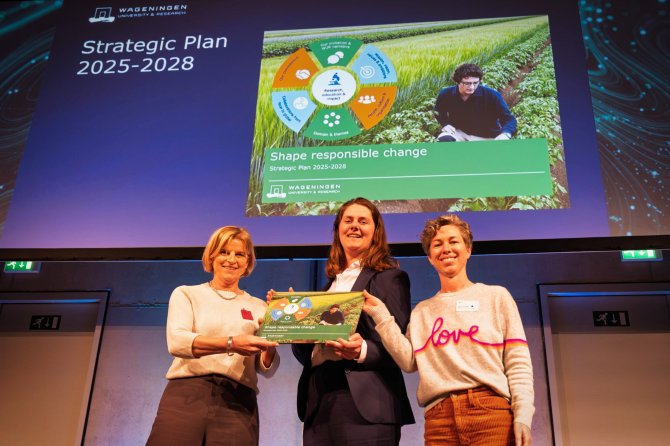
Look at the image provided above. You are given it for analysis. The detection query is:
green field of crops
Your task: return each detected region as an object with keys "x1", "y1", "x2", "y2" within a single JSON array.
[
  {"x1": 247, "y1": 16, "x2": 556, "y2": 216},
  {"x1": 266, "y1": 293, "x2": 363, "y2": 328}
]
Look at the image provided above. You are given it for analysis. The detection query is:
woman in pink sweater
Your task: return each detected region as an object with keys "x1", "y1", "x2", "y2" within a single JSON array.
[{"x1": 363, "y1": 215, "x2": 534, "y2": 446}]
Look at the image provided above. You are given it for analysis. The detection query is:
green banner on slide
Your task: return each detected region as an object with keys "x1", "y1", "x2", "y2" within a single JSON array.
[{"x1": 261, "y1": 139, "x2": 552, "y2": 203}]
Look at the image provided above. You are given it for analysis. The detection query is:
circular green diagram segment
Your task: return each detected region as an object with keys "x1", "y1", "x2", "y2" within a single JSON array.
[{"x1": 270, "y1": 37, "x2": 398, "y2": 141}]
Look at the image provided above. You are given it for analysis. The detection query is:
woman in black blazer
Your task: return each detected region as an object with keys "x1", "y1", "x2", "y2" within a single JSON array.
[{"x1": 292, "y1": 197, "x2": 415, "y2": 445}]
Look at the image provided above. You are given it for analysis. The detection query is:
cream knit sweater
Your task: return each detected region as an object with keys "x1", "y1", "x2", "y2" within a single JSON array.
[{"x1": 164, "y1": 283, "x2": 279, "y2": 394}]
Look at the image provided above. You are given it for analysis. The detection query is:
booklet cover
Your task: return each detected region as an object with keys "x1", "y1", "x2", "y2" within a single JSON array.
[{"x1": 257, "y1": 291, "x2": 363, "y2": 343}]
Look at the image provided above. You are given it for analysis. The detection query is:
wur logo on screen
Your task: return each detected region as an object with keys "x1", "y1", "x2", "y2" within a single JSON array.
[
  {"x1": 88, "y1": 4, "x2": 188, "y2": 22},
  {"x1": 266, "y1": 185, "x2": 287, "y2": 199},
  {"x1": 89, "y1": 7, "x2": 115, "y2": 23}
]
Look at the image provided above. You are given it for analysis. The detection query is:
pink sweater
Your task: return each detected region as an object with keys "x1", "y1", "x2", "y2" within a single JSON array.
[{"x1": 368, "y1": 283, "x2": 534, "y2": 427}]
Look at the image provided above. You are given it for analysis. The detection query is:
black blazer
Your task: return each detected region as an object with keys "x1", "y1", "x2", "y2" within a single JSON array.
[{"x1": 292, "y1": 267, "x2": 415, "y2": 425}]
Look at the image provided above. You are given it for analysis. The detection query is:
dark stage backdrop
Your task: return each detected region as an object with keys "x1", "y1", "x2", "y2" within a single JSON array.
[{"x1": 0, "y1": 0, "x2": 667, "y2": 254}]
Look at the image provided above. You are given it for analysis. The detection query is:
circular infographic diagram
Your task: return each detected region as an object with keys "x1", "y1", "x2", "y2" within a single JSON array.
[
  {"x1": 269, "y1": 296, "x2": 313, "y2": 323},
  {"x1": 270, "y1": 37, "x2": 398, "y2": 141}
]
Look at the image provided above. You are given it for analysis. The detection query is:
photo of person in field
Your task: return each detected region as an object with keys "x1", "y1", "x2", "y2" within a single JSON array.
[
  {"x1": 436, "y1": 63, "x2": 517, "y2": 142},
  {"x1": 319, "y1": 304, "x2": 345, "y2": 325}
]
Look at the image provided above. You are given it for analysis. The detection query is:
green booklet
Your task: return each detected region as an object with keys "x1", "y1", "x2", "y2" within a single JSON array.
[{"x1": 257, "y1": 291, "x2": 363, "y2": 343}]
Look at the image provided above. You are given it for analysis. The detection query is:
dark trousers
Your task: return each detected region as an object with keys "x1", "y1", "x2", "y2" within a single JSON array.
[
  {"x1": 303, "y1": 367, "x2": 401, "y2": 446},
  {"x1": 146, "y1": 375, "x2": 258, "y2": 446}
]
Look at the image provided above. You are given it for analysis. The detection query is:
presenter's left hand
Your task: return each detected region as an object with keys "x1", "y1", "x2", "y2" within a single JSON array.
[
  {"x1": 260, "y1": 345, "x2": 277, "y2": 368},
  {"x1": 256, "y1": 318, "x2": 278, "y2": 367},
  {"x1": 514, "y1": 422, "x2": 532, "y2": 446},
  {"x1": 266, "y1": 286, "x2": 294, "y2": 303},
  {"x1": 494, "y1": 132, "x2": 511, "y2": 140},
  {"x1": 232, "y1": 334, "x2": 278, "y2": 356},
  {"x1": 326, "y1": 333, "x2": 363, "y2": 360}
]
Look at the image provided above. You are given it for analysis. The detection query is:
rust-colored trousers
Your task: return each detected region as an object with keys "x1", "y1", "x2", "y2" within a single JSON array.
[{"x1": 424, "y1": 387, "x2": 514, "y2": 446}]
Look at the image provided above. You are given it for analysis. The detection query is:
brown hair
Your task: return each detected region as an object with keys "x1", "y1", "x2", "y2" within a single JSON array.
[
  {"x1": 201, "y1": 226, "x2": 256, "y2": 276},
  {"x1": 326, "y1": 197, "x2": 397, "y2": 278},
  {"x1": 420, "y1": 215, "x2": 473, "y2": 254}
]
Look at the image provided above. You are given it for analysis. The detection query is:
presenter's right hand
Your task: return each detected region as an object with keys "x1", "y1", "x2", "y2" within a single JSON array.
[{"x1": 362, "y1": 290, "x2": 384, "y2": 314}]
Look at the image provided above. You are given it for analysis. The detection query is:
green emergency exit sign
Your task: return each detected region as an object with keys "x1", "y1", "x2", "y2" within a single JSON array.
[
  {"x1": 3, "y1": 261, "x2": 41, "y2": 273},
  {"x1": 620, "y1": 250, "x2": 662, "y2": 261}
]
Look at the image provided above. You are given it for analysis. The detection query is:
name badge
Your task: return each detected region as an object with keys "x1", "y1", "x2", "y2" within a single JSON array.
[{"x1": 456, "y1": 300, "x2": 479, "y2": 312}]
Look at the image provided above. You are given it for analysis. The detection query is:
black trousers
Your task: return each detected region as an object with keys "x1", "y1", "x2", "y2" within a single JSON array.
[
  {"x1": 303, "y1": 366, "x2": 401, "y2": 446},
  {"x1": 146, "y1": 375, "x2": 258, "y2": 446}
]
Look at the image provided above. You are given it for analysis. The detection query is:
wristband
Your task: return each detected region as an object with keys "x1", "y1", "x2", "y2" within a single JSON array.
[{"x1": 227, "y1": 336, "x2": 234, "y2": 356}]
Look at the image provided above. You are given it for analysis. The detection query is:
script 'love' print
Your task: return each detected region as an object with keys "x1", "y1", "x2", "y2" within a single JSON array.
[{"x1": 414, "y1": 317, "x2": 527, "y2": 354}]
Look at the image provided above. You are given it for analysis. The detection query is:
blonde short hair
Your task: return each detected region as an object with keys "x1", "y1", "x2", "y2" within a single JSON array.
[
  {"x1": 420, "y1": 215, "x2": 473, "y2": 254},
  {"x1": 201, "y1": 226, "x2": 255, "y2": 276}
]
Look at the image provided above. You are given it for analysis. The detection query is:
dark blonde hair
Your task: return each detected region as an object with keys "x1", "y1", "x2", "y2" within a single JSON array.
[
  {"x1": 420, "y1": 215, "x2": 473, "y2": 254},
  {"x1": 326, "y1": 197, "x2": 397, "y2": 278},
  {"x1": 201, "y1": 226, "x2": 255, "y2": 276}
]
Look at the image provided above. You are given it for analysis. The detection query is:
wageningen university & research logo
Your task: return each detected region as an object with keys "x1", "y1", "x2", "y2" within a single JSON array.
[
  {"x1": 266, "y1": 184, "x2": 342, "y2": 199},
  {"x1": 89, "y1": 4, "x2": 188, "y2": 23}
]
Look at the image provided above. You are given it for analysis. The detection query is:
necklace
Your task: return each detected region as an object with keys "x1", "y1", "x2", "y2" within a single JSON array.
[{"x1": 208, "y1": 281, "x2": 243, "y2": 300}]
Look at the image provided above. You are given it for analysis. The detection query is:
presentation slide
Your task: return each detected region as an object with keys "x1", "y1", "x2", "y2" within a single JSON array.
[
  {"x1": 250, "y1": 16, "x2": 564, "y2": 216},
  {"x1": 0, "y1": 0, "x2": 666, "y2": 251}
]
